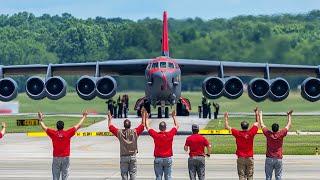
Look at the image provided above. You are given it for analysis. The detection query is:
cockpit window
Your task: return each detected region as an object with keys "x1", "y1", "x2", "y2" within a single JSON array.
[
  {"x1": 160, "y1": 62, "x2": 167, "y2": 68},
  {"x1": 168, "y1": 63, "x2": 174, "y2": 68},
  {"x1": 152, "y1": 62, "x2": 158, "y2": 68}
]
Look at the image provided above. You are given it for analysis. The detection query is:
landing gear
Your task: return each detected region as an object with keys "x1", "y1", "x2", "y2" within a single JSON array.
[
  {"x1": 165, "y1": 107, "x2": 169, "y2": 118},
  {"x1": 158, "y1": 107, "x2": 162, "y2": 118}
]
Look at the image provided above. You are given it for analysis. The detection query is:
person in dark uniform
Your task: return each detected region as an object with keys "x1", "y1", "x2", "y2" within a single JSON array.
[
  {"x1": 107, "y1": 99, "x2": 114, "y2": 116},
  {"x1": 118, "y1": 95, "x2": 123, "y2": 118},
  {"x1": 113, "y1": 100, "x2": 118, "y2": 118},
  {"x1": 123, "y1": 94, "x2": 129, "y2": 118},
  {"x1": 213, "y1": 102, "x2": 220, "y2": 119},
  {"x1": 207, "y1": 101, "x2": 212, "y2": 119},
  {"x1": 201, "y1": 97, "x2": 208, "y2": 118}
]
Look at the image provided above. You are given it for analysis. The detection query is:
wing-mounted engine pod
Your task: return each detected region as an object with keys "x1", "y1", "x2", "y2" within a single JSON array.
[
  {"x1": 0, "y1": 78, "x2": 18, "y2": 102},
  {"x1": 45, "y1": 76, "x2": 67, "y2": 100},
  {"x1": 248, "y1": 78, "x2": 270, "y2": 102},
  {"x1": 202, "y1": 77, "x2": 224, "y2": 99},
  {"x1": 269, "y1": 77, "x2": 290, "y2": 102},
  {"x1": 26, "y1": 76, "x2": 46, "y2": 100},
  {"x1": 96, "y1": 76, "x2": 117, "y2": 99},
  {"x1": 301, "y1": 77, "x2": 320, "y2": 102},
  {"x1": 76, "y1": 75, "x2": 97, "y2": 100},
  {"x1": 224, "y1": 76, "x2": 243, "y2": 99}
]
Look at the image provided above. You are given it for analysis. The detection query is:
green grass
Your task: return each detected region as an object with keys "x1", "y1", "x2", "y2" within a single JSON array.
[
  {"x1": 205, "y1": 116, "x2": 320, "y2": 132},
  {"x1": 13, "y1": 91, "x2": 320, "y2": 114},
  {"x1": 205, "y1": 117, "x2": 320, "y2": 155},
  {"x1": 207, "y1": 134, "x2": 320, "y2": 155},
  {"x1": 0, "y1": 116, "x2": 103, "y2": 133}
]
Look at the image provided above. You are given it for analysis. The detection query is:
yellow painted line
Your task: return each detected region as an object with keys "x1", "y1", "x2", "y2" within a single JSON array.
[
  {"x1": 27, "y1": 131, "x2": 113, "y2": 137},
  {"x1": 199, "y1": 129, "x2": 263, "y2": 135}
]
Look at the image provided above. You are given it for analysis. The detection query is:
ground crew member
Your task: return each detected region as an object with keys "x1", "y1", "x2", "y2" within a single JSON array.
[
  {"x1": 258, "y1": 109, "x2": 293, "y2": 180},
  {"x1": 184, "y1": 124, "x2": 211, "y2": 180},
  {"x1": 38, "y1": 111, "x2": 87, "y2": 180},
  {"x1": 108, "y1": 109, "x2": 146, "y2": 180},
  {"x1": 118, "y1": 95, "x2": 123, "y2": 118},
  {"x1": 0, "y1": 122, "x2": 6, "y2": 139},
  {"x1": 224, "y1": 108, "x2": 259, "y2": 180},
  {"x1": 213, "y1": 102, "x2": 220, "y2": 119},
  {"x1": 145, "y1": 110, "x2": 179, "y2": 180}
]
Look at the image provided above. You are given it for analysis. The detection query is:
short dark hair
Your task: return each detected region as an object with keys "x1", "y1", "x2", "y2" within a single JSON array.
[
  {"x1": 56, "y1": 121, "x2": 64, "y2": 130},
  {"x1": 124, "y1": 119, "x2": 131, "y2": 129},
  {"x1": 192, "y1": 129, "x2": 199, "y2": 134},
  {"x1": 272, "y1": 123, "x2": 279, "y2": 132},
  {"x1": 241, "y1": 121, "x2": 249, "y2": 130},
  {"x1": 159, "y1": 121, "x2": 166, "y2": 131}
]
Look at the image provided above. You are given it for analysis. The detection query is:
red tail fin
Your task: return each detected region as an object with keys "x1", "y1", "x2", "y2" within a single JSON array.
[{"x1": 162, "y1": 11, "x2": 169, "y2": 57}]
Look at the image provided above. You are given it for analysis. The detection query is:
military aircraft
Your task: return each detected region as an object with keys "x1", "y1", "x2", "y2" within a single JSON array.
[{"x1": 0, "y1": 11, "x2": 320, "y2": 118}]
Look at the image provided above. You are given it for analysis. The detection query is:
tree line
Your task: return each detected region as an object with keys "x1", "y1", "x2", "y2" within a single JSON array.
[{"x1": 1, "y1": 10, "x2": 320, "y2": 91}]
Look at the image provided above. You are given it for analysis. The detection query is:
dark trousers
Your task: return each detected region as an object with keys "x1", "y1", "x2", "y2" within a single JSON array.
[{"x1": 188, "y1": 156, "x2": 205, "y2": 180}]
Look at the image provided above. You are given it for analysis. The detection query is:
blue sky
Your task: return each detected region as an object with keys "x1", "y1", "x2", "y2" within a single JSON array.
[{"x1": 0, "y1": 0, "x2": 319, "y2": 20}]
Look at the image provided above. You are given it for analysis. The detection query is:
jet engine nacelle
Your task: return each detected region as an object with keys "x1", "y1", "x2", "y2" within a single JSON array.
[
  {"x1": 76, "y1": 75, "x2": 96, "y2": 100},
  {"x1": 224, "y1": 76, "x2": 244, "y2": 99},
  {"x1": 202, "y1": 77, "x2": 224, "y2": 99},
  {"x1": 248, "y1": 78, "x2": 270, "y2": 102},
  {"x1": 26, "y1": 76, "x2": 46, "y2": 100},
  {"x1": 269, "y1": 78, "x2": 290, "y2": 102},
  {"x1": 301, "y1": 77, "x2": 320, "y2": 102},
  {"x1": 0, "y1": 78, "x2": 18, "y2": 102},
  {"x1": 45, "y1": 76, "x2": 67, "y2": 100},
  {"x1": 96, "y1": 76, "x2": 117, "y2": 99}
]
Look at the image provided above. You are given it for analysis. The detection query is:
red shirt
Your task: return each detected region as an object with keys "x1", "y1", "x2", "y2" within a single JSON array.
[
  {"x1": 185, "y1": 134, "x2": 210, "y2": 157},
  {"x1": 231, "y1": 125, "x2": 258, "y2": 158},
  {"x1": 0, "y1": 133, "x2": 3, "y2": 139},
  {"x1": 148, "y1": 128, "x2": 177, "y2": 157},
  {"x1": 263, "y1": 128, "x2": 288, "y2": 159},
  {"x1": 46, "y1": 127, "x2": 76, "y2": 157},
  {"x1": 109, "y1": 124, "x2": 145, "y2": 137}
]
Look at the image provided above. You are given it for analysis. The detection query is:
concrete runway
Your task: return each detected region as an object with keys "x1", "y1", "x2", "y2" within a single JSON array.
[{"x1": 0, "y1": 115, "x2": 319, "y2": 179}]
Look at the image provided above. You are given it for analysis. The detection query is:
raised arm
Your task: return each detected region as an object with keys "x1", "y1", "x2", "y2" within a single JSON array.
[
  {"x1": 285, "y1": 110, "x2": 293, "y2": 130},
  {"x1": 258, "y1": 110, "x2": 266, "y2": 128},
  {"x1": 172, "y1": 110, "x2": 179, "y2": 130},
  {"x1": 141, "y1": 108, "x2": 146, "y2": 126},
  {"x1": 38, "y1": 112, "x2": 48, "y2": 131},
  {"x1": 224, "y1": 112, "x2": 231, "y2": 130},
  {"x1": 252, "y1": 107, "x2": 260, "y2": 128},
  {"x1": 1, "y1": 122, "x2": 6, "y2": 136},
  {"x1": 107, "y1": 111, "x2": 113, "y2": 127},
  {"x1": 144, "y1": 110, "x2": 151, "y2": 131},
  {"x1": 74, "y1": 111, "x2": 88, "y2": 130}
]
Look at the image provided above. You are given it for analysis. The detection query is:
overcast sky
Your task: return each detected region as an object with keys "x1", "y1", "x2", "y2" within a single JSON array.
[{"x1": 0, "y1": 0, "x2": 319, "y2": 20}]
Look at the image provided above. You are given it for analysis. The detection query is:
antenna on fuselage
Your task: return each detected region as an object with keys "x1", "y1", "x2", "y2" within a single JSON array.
[{"x1": 161, "y1": 11, "x2": 169, "y2": 57}]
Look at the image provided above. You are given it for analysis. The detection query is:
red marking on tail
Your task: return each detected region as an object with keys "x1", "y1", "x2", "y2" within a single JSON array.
[{"x1": 162, "y1": 11, "x2": 169, "y2": 57}]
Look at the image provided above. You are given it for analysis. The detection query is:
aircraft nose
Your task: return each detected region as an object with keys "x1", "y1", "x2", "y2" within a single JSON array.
[{"x1": 152, "y1": 71, "x2": 169, "y2": 90}]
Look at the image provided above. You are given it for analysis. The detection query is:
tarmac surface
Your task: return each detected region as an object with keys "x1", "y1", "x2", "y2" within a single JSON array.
[{"x1": 0, "y1": 115, "x2": 319, "y2": 179}]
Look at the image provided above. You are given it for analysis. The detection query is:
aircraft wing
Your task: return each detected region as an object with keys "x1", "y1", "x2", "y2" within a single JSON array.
[
  {"x1": 1, "y1": 59, "x2": 151, "y2": 76},
  {"x1": 175, "y1": 59, "x2": 319, "y2": 77}
]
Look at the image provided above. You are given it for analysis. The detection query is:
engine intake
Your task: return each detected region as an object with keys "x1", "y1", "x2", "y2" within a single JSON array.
[
  {"x1": 224, "y1": 76, "x2": 243, "y2": 99},
  {"x1": 202, "y1": 77, "x2": 224, "y2": 99},
  {"x1": 96, "y1": 76, "x2": 117, "y2": 99},
  {"x1": 248, "y1": 78, "x2": 270, "y2": 102},
  {"x1": 76, "y1": 76, "x2": 96, "y2": 100},
  {"x1": 26, "y1": 76, "x2": 46, "y2": 100},
  {"x1": 0, "y1": 78, "x2": 18, "y2": 102},
  {"x1": 269, "y1": 78, "x2": 290, "y2": 102},
  {"x1": 45, "y1": 76, "x2": 67, "y2": 100},
  {"x1": 301, "y1": 77, "x2": 320, "y2": 102}
]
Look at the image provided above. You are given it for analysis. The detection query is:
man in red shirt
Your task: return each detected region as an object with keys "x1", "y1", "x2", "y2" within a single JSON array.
[
  {"x1": 224, "y1": 108, "x2": 259, "y2": 180},
  {"x1": 146, "y1": 110, "x2": 179, "y2": 180},
  {"x1": 259, "y1": 110, "x2": 292, "y2": 180},
  {"x1": 38, "y1": 111, "x2": 87, "y2": 180},
  {"x1": 108, "y1": 108, "x2": 145, "y2": 180},
  {"x1": 184, "y1": 124, "x2": 211, "y2": 180}
]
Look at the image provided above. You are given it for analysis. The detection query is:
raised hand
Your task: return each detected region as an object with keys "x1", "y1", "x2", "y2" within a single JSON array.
[
  {"x1": 83, "y1": 110, "x2": 88, "y2": 117},
  {"x1": 171, "y1": 110, "x2": 176, "y2": 118},
  {"x1": 1, "y1": 122, "x2": 6, "y2": 128},
  {"x1": 38, "y1": 112, "x2": 44, "y2": 121},
  {"x1": 287, "y1": 110, "x2": 293, "y2": 116},
  {"x1": 107, "y1": 111, "x2": 112, "y2": 120},
  {"x1": 254, "y1": 107, "x2": 259, "y2": 115},
  {"x1": 224, "y1": 112, "x2": 229, "y2": 120}
]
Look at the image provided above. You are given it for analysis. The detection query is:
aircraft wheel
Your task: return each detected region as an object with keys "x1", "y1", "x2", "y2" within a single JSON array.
[
  {"x1": 158, "y1": 107, "x2": 162, "y2": 118},
  {"x1": 165, "y1": 107, "x2": 169, "y2": 118}
]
